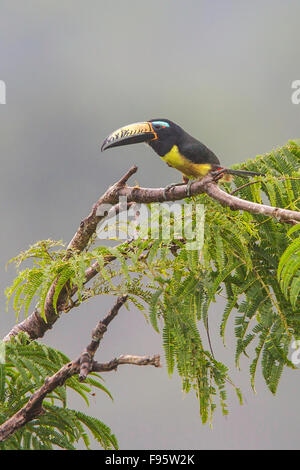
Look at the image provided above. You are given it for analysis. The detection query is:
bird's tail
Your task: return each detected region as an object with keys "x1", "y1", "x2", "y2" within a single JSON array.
[{"x1": 226, "y1": 169, "x2": 265, "y2": 178}]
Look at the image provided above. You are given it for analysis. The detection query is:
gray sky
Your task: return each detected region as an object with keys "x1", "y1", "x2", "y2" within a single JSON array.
[{"x1": 0, "y1": 0, "x2": 300, "y2": 449}]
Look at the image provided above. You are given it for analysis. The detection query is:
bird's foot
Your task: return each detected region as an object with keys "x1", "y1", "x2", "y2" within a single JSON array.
[
  {"x1": 163, "y1": 181, "x2": 194, "y2": 200},
  {"x1": 185, "y1": 180, "x2": 194, "y2": 197},
  {"x1": 163, "y1": 183, "x2": 185, "y2": 200},
  {"x1": 211, "y1": 168, "x2": 227, "y2": 182}
]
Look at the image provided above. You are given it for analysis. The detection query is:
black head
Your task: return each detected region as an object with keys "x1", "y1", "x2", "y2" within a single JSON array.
[{"x1": 147, "y1": 119, "x2": 183, "y2": 156}]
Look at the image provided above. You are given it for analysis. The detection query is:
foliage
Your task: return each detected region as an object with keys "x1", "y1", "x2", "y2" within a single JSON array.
[
  {"x1": 0, "y1": 333, "x2": 117, "y2": 450},
  {"x1": 3, "y1": 140, "x2": 300, "y2": 437},
  {"x1": 278, "y1": 224, "x2": 300, "y2": 310}
]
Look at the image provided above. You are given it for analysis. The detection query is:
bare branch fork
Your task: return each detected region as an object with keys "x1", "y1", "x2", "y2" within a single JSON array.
[
  {"x1": 0, "y1": 295, "x2": 161, "y2": 442},
  {"x1": 3, "y1": 165, "x2": 300, "y2": 343}
]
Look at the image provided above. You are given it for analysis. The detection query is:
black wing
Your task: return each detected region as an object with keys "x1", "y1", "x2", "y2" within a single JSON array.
[{"x1": 180, "y1": 140, "x2": 221, "y2": 166}]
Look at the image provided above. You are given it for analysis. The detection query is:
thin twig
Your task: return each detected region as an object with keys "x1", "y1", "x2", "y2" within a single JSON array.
[
  {"x1": 230, "y1": 176, "x2": 300, "y2": 195},
  {"x1": 78, "y1": 295, "x2": 128, "y2": 380}
]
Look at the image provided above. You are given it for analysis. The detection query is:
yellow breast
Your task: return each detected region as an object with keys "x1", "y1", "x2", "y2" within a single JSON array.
[{"x1": 161, "y1": 145, "x2": 212, "y2": 179}]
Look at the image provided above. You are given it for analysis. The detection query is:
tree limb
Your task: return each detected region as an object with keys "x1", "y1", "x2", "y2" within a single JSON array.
[
  {"x1": 78, "y1": 294, "x2": 128, "y2": 380},
  {"x1": 204, "y1": 179, "x2": 300, "y2": 224},
  {"x1": 3, "y1": 166, "x2": 300, "y2": 343},
  {"x1": 0, "y1": 296, "x2": 161, "y2": 442}
]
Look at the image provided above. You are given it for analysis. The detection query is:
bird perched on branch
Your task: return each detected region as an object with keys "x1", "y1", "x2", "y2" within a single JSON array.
[{"x1": 101, "y1": 119, "x2": 264, "y2": 198}]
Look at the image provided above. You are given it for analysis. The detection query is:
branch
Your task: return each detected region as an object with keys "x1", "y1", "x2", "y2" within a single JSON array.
[
  {"x1": 230, "y1": 176, "x2": 300, "y2": 196},
  {"x1": 78, "y1": 294, "x2": 128, "y2": 380},
  {"x1": 4, "y1": 167, "x2": 300, "y2": 343},
  {"x1": 0, "y1": 296, "x2": 161, "y2": 442},
  {"x1": 3, "y1": 168, "x2": 138, "y2": 342},
  {"x1": 67, "y1": 165, "x2": 138, "y2": 253},
  {"x1": 93, "y1": 354, "x2": 161, "y2": 372},
  {"x1": 204, "y1": 179, "x2": 300, "y2": 224}
]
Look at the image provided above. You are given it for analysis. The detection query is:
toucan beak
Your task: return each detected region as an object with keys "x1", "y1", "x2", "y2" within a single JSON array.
[{"x1": 101, "y1": 121, "x2": 156, "y2": 152}]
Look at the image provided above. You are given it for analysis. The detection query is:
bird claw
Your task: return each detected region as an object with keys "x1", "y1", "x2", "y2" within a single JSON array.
[
  {"x1": 185, "y1": 180, "x2": 193, "y2": 197},
  {"x1": 211, "y1": 168, "x2": 227, "y2": 182},
  {"x1": 163, "y1": 181, "x2": 194, "y2": 200},
  {"x1": 163, "y1": 183, "x2": 184, "y2": 200}
]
